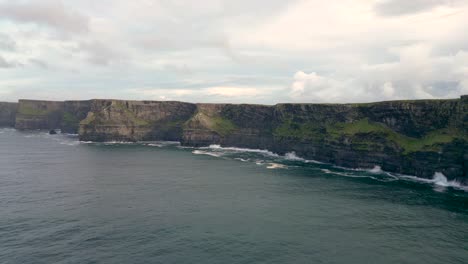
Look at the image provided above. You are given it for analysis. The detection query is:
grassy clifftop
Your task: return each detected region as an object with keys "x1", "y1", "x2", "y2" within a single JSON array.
[{"x1": 4, "y1": 96, "x2": 466, "y2": 180}]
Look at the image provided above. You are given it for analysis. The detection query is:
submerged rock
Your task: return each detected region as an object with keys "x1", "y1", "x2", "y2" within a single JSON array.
[{"x1": 49, "y1": 129, "x2": 57, "y2": 135}]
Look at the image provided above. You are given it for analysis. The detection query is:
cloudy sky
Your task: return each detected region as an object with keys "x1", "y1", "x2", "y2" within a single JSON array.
[{"x1": 0, "y1": 0, "x2": 467, "y2": 104}]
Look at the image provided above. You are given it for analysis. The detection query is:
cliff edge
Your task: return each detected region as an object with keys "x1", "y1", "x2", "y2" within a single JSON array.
[{"x1": 1, "y1": 96, "x2": 466, "y2": 182}]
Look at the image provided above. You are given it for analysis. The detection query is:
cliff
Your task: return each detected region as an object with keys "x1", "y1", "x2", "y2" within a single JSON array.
[
  {"x1": 0, "y1": 102, "x2": 17, "y2": 127},
  {"x1": 1, "y1": 96, "x2": 466, "y2": 182},
  {"x1": 62, "y1": 100, "x2": 92, "y2": 134},
  {"x1": 15, "y1": 100, "x2": 65, "y2": 130},
  {"x1": 79, "y1": 100, "x2": 196, "y2": 141}
]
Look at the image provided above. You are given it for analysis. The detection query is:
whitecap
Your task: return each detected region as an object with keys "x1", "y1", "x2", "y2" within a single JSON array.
[
  {"x1": 201, "y1": 145, "x2": 280, "y2": 157},
  {"x1": 368, "y1": 166, "x2": 383, "y2": 174},
  {"x1": 146, "y1": 143, "x2": 163, "y2": 147},
  {"x1": 284, "y1": 152, "x2": 305, "y2": 161},
  {"x1": 266, "y1": 163, "x2": 287, "y2": 169},
  {"x1": 192, "y1": 150, "x2": 223, "y2": 158}
]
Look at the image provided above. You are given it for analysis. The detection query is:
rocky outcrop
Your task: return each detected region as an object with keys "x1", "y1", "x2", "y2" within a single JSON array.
[
  {"x1": 178, "y1": 98, "x2": 467, "y2": 181},
  {"x1": 0, "y1": 102, "x2": 17, "y2": 127},
  {"x1": 15, "y1": 100, "x2": 65, "y2": 130},
  {"x1": 1, "y1": 96, "x2": 466, "y2": 182},
  {"x1": 78, "y1": 100, "x2": 196, "y2": 141}
]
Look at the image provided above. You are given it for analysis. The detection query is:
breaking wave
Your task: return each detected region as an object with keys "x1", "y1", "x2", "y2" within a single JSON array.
[
  {"x1": 21, "y1": 130, "x2": 465, "y2": 192},
  {"x1": 201, "y1": 145, "x2": 280, "y2": 157},
  {"x1": 399, "y1": 172, "x2": 467, "y2": 191},
  {"x1": 368, "y1": 166, "x2": 383, "y2": 174}
]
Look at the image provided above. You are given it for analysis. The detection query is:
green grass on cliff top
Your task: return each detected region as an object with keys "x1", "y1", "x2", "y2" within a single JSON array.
[
  {"x1": 328, "y1": 118, "x2": 465, "y2": 154},
  {"x1": 18, "y1": 105, "x2": 51, "y2": 116},
  {"x1": 275, "y1": 118, "x2": 465, "y2": 154},
  {"x1": 274, "y1": 120, "x2": 323, "y2": 140}
]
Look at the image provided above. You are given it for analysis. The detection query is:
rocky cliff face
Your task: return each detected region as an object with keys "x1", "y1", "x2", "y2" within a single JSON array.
[
  {"x1": 0, "y1": 102, "x2": 17, "y2": 127},
  {"x1": 62, "y1": 100, "x2": 92, "y2": 134},
  {"x1": 79, "y1": 100, "x2": 196, "y2": 141},
  {"x1": 15, "y1": 100, "x2": 65, "y2": 130},
  {"x1": 178, "y1": 98, "x2": 467, "y2": 181},
  {"x1": 1, "y1": 96, "x2": 466, "y2": 182}
]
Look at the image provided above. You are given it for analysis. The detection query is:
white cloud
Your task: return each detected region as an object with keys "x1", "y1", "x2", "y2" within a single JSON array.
[
  {"x1": 288, "y1": 44, "x2": 468, "y2": 103},
  {"x1": 0, "y1": 0, "x2": 467, "y2": 103}
]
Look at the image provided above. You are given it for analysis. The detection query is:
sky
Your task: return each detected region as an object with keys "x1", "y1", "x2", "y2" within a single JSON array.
[{"x1": 0, "y1": 0, "x2": 467, "y2": 104}]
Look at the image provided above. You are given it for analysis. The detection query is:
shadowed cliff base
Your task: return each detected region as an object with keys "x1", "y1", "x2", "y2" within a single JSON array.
[{"x1": 1, "y1": 96, "x2": 467, "y2": 182}]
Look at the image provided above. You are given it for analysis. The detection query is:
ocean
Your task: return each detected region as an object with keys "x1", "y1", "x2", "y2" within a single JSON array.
[{"x1": 1, "y1": 128, "x2": 467, "y2": 264}]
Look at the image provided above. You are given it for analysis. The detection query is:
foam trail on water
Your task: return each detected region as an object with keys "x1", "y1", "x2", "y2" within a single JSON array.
[
  {"x1": 267, "y1": 163, "x2": 287, "y2": 169},
  {"x1": 145, "y1": 141, "x2": 180, "y2": 148},
  {"x1": 192, "y1": 150, "x2": 223, "y2": 158},
  {"x1": 397, "y1": 172, "x2": 467, "y2": 191},
  {"x1": 201, "y1": 145, "x2": 280, "y2": 157},
  {"x1": 321, "y1": 169, "x2": 381, "y2": 180}
]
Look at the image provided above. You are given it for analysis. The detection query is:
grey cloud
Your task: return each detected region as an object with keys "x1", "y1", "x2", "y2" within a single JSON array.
[
  {"x1": 374, "y1": 0, "x2": 461, "y2": 16},
  {"x1": 0, "y1": 0, "x2": 89, "y2": 33},
  {"x1": 79, "y1": 41, "x2": 125, "y2": 66},
  {"x1": 0, "y1": 56, "x2": 17, "y2": 68},
  {"x1": 136, "y1": 0, "x2": 297, "y2": 52}
]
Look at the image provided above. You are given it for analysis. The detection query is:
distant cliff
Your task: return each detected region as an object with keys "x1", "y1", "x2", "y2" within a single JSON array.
[
  {"x1": 0, "y1": 102, "x2": 17, "y2": 127},
  {"x1": 13, "y1": 99, "x2": 91, "y2": 133},
  {"x1": 1, "y1": 96, "x2": 467, "y2": 182}
]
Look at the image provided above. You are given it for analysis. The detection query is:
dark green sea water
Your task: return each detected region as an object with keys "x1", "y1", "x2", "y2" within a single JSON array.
[{"x1": 1, "y1": 128, "x2": 467, "y2": 264}]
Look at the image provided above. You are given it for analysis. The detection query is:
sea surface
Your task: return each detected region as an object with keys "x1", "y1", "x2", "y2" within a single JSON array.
[{"x1": 1, "y1": 128, "x2": 467, "y2": 264}]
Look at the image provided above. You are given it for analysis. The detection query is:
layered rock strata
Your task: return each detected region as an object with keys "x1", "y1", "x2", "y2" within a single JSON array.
[{"x1": 1, "y1": 96, "x2": 466, "y2": 182}]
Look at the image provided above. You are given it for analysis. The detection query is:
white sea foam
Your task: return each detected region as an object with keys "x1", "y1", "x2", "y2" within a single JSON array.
[
  {"x1": 146, "y1": 143, "x2": 163, "y2": 147},
  {"x1": 431, "y1": 172, "x2": 460, "y2": 187},
  {"x1": 60, "y1": 141, "x2": 80, "y2": 146},
  {"x1": 202, "y1": 145, "x2": 280, "y2": 157},
  {"x1": 104, "y1": 142, "x2": 135, "y2": 145},
  {"x1": 368, "y1": 166, "x2": 383, "y2": 174},
  {"x1": 266, "y1": 163, "x2": 287, "y2": 169},
  {"x1": 284, "y1": 152, "x2": 305, "y2": 161},
  {"x1": 402, "y1": 172, "x2": 465, "y2": 190},
  {"x1": 192, "y1": 150, "x2": 223, "y2": 158},
  {"x1": 145, "y1": 141, "x2": 179, "y2": 147},
  {"x1": 284, "y1": 151, "x2": 324, "y2": 164}
]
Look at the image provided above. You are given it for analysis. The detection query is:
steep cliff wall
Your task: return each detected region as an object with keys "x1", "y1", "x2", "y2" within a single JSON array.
[
  {"x1": 15, "y1": 100, "x2": 65, "y2": 130},
  {"x1": 0, "y1": 102, "x2": 17, "y2": 127},
  {"x1": 62, "y1": 100, "x2": 92, "y2": 134},
  {"x1": 2, "y1": 96, "x2": 466, "y2": 182},
  {"x1": 179, "y1": 98, "x2": 467, "y2": 181},
  {"x1": 79, "y1": 100, "x2": 196, "y2": 141}
]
